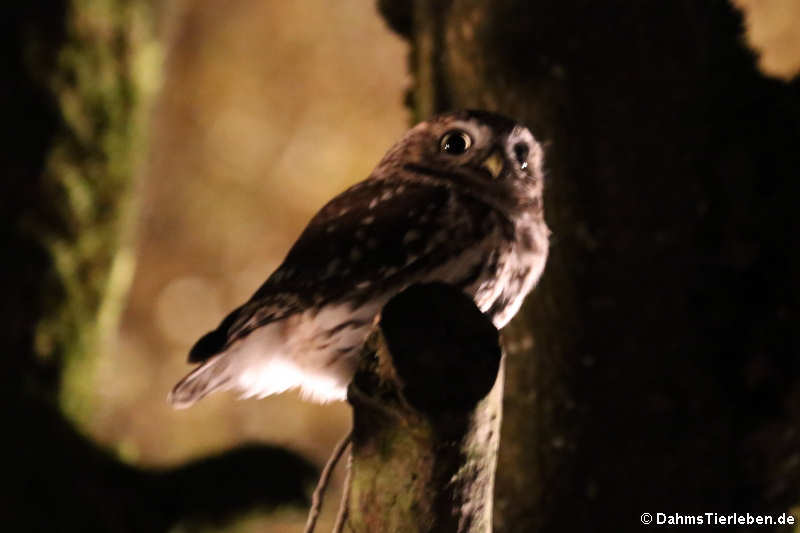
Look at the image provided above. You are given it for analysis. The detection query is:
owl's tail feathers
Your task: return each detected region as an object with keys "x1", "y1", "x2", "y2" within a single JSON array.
[{"x1": 168, "y1": 354, "x2": 232, "y2": 409}]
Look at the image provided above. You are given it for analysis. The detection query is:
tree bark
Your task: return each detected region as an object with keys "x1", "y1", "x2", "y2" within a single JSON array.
[
  {"x1": 344, "y1": 283, "x2": 503, "y2": 532},
  {"x1": 380, "y1": 1, "x2": 800, "y2": 531},
  {"x1": 1, "y1": 2, "x2": 315, "y2": 530}
]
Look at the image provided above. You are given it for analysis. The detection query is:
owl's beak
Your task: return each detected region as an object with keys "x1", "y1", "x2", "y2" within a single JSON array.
[{"x1": 481, "y1": 148, "x2": 505, "y2": 179}]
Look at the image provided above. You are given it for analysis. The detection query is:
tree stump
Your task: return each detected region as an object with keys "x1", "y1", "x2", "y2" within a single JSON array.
[{"x1": 344, "y1": 282, "x2": 503, "y2": 532}]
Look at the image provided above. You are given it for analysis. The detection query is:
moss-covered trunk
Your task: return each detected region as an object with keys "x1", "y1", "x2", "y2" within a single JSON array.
[
  {"x1": 2, "y1": 1, "x2": 155, "y2": 529},
  {"x1": 380, "y1": 1, "x2": 800, "y2": 531},
  {"x1": 4, "y1": 0, "x2": 154, "y2": 438},
  {"x1": 1, "y1": 2, "x2": 315, "y2": 530}
]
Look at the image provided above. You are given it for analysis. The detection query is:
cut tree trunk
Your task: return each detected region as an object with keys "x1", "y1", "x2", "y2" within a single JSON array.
[{"x1": 344, "y1": 283, "x2": 503, "y2": 532}]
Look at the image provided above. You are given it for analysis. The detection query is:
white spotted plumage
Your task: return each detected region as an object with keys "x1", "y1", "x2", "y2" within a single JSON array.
[{"x1": 169, "y1": 110, "x2": 549, "y2": 408}]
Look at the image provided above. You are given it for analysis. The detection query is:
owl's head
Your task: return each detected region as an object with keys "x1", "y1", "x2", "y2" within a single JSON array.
[{"x1": 379, "y1": 110, "x2": 545, "y2": 217}]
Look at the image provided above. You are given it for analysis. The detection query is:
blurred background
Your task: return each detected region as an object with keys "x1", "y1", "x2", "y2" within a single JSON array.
[
  {"x1": 95, "y1": 0, "x2": 406, "y2": 530},
  {"x1": 96, "y1": 0, "x2": 405, "y2": 461},
  {"x1": 5, "y1": 0, "x2": 407, "y2": 531}
]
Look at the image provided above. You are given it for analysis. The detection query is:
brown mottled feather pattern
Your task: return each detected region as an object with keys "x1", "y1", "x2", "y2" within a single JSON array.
[{"x1": 170, "y1": 110, "x2": 549, "y2": 407}]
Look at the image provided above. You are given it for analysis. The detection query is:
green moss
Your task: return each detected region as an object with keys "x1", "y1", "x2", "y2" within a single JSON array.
[{"x1": 31, "y1": 0, "x2": 159, "y2": 425}]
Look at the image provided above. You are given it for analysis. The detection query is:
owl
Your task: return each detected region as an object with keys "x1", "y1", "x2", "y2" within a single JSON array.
[{"x1": 169, "y1": 110, "x2": 549, "y2": 408}]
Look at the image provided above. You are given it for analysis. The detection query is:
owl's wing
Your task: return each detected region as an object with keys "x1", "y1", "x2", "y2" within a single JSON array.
[
  {"x1": 187, "y1": 293, "x2": 304, "y2": 362},
  {"x1": 188, "y1": 178, "x2": 495, "y2": 363}
]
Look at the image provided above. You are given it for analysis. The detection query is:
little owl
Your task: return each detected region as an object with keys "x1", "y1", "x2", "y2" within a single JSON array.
[{"x1": 169, "y1": 110, "x2": 549, "y2": 408}]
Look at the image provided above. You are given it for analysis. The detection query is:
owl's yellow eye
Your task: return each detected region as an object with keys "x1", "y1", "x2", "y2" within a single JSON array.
[{"x1": 439, "y1": 130, "x2": 472, "y2": 155}]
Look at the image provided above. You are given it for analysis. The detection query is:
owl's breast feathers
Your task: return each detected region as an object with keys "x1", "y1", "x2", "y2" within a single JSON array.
[{"x1": 188, "y1": 178, "x2": 544, "y2": 363}]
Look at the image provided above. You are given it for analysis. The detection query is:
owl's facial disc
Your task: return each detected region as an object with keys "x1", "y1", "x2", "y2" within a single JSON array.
[{"x1": 381, "y1": 111, "x2": 543, "y2": 213}]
